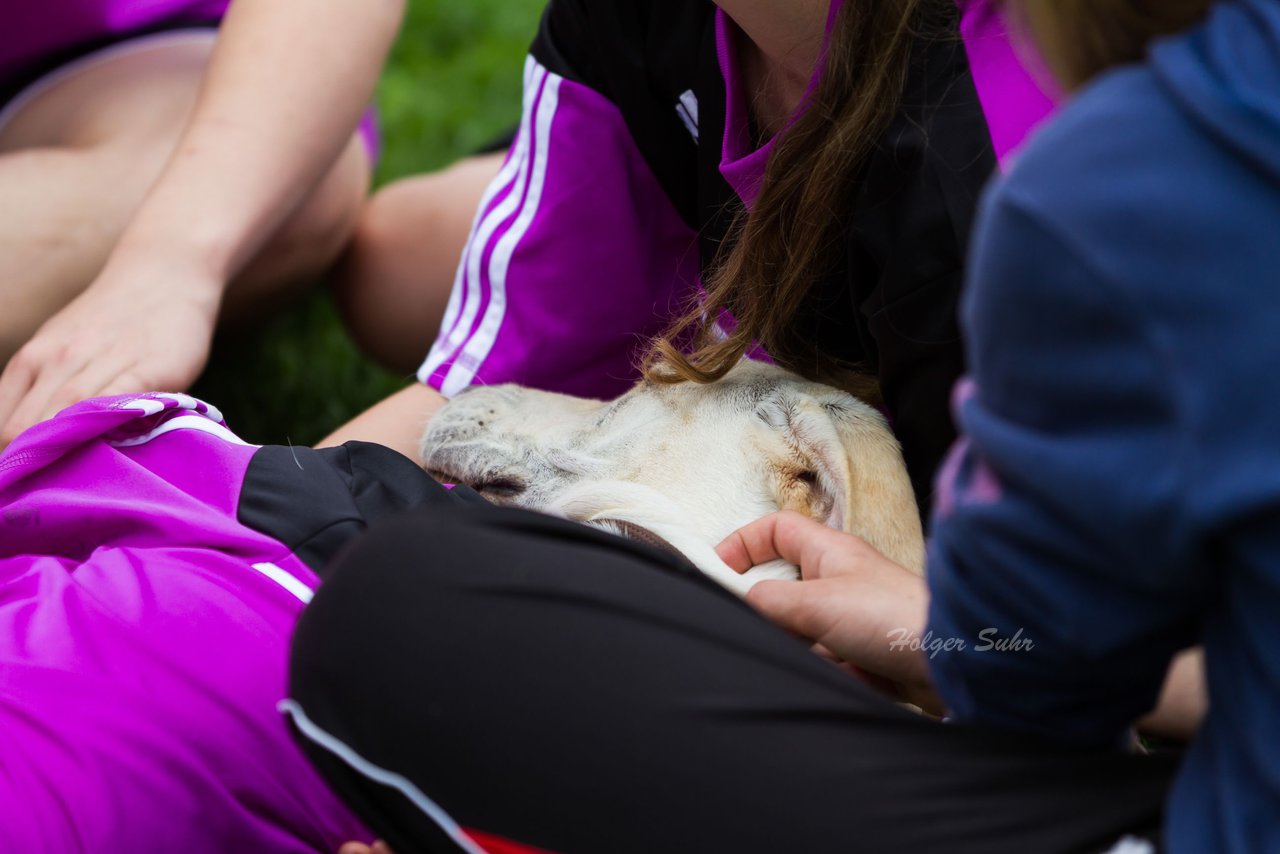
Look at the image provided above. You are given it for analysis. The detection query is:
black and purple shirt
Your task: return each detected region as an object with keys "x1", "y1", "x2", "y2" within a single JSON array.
[{"x1": 419, "y1": 0, "x2": 1056, "y2": 507}]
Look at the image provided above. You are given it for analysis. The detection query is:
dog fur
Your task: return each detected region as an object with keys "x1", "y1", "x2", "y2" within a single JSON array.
[{"x1": 420, "y1": 361, "x2": 924, "y2": 596}]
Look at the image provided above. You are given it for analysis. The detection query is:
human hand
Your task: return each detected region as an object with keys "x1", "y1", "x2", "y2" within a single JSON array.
[
  {"x1": 0, "y1": 256, "x2": 221, "y2": 446},
  {"x1": 717, "y1": 511, "x2": 940, "y2": 711},
  {"x1": 339, "y1": 841, "x2": 395, "y2": 854}
]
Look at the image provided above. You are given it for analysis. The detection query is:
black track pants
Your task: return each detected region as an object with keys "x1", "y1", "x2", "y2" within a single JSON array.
[{"x1": 288, "y1": 502, "x2": 1179, "y2": 854}]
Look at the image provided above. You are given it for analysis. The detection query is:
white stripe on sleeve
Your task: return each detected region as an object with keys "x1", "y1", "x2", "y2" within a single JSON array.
[
  {"x1": 441, "y1": 66, "x2": 563, "y2": 396},
  {"x1": 420, "y1": 58, "x2": 546, "y2": 386}
]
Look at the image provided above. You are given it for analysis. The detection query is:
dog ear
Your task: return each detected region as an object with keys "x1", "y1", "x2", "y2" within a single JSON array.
[{"x1": 764, "y1": 394, "x2": 925, "y2": 575}]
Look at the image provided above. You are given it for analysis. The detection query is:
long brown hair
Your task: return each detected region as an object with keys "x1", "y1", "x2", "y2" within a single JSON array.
[
  {"x1": 645, "y1": 0, "x2": 941, "y2": 400},
  {"x1": 1007, "y1": 0, "x2": 1216, "y2": 91}
]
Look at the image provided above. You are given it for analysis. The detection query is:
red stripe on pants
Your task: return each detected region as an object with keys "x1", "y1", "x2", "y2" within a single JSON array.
[{"x1": 466, "y1": 828, "x2": 560, "y2": 854}]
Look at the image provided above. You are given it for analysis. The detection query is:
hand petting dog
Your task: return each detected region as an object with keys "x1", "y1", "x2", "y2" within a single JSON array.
[{"x1": 718, "y1": 510, "x2": 942, "y2": 713}]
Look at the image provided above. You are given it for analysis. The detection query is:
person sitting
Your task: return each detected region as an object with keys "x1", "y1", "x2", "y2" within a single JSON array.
[{"x1": 0, "y1": 0, "x2": 397, "y2": 445}]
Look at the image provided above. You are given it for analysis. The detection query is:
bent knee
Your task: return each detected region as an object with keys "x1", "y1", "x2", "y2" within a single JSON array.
[
  {"x1": 345, "y1": 152, "x2": 505, "y2": 265},
  {"x1": 329, "y1": 188, "x2": 455, "y2": 371},
  {"x1": 274, "y1": 139, "x2": 371, "y2": 276},
  {"x1": 334, "y1": 158, "x2": 500, "y2": 303},
  {"x1": 346, "y1": 174, "x2": 457, "y2": 267}
]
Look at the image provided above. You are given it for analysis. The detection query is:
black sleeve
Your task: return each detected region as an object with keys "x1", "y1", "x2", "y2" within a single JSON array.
[
  {"x1": 236, "y1": 442, "x2": 487, "y2": 577},
  {"x1": 529, "y1": 0, "x2": 720, "y2": 228},
  {"x1": 528, "y1": 0, "x2": 596, "y2": 85}
]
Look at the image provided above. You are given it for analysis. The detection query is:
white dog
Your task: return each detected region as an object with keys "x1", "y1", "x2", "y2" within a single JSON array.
[{"x1": 420, "y1": 360, "x2": 924, "y2": 596}]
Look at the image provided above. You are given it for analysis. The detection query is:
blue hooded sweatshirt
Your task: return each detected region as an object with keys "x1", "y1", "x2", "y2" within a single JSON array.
[{"x1": 927, "y1": 1, "x2": 1280, "y2": 850}]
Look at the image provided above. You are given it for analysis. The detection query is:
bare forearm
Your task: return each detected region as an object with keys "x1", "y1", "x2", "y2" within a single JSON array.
[
  {"x1": 114, "y1": 0, "x2": 404, "y2": 285},
  {"x1": 1138, "y1": 648, "x2": 1206, "y2": 743},
  {"x1": 318, "y1": 383, "x2": 446, "y2": 460}
]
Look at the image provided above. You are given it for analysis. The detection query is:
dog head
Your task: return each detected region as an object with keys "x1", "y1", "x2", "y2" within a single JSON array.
[{"x1": 420, "y1": 361, "x2": 924, "y2": 593}]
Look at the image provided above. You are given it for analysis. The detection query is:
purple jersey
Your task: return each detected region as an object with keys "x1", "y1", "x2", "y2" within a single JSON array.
[
  {"x1": 0, "y1": 394, "x2": 370, "y2": 850},
  {"x1": 419, "y1": 54, "x2": 702, "y2": 399},
  {"x1": 2, "y1": 0, "x2": 228, "y2": 95},
  {"x1": 418, "y1": 0, "x2": 1055, "y2": 509}
]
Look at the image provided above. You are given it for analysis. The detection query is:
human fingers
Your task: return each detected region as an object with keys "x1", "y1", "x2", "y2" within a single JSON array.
[
  {"x1": 98, "y1": 369, "x2": 155, "y2": 400},
  {"x1": 338, "y1": 844, "x2": 394, "y2": 854},
  {"x1": 715, "y1": 511, "x2": 828, "y2": 573},
  {"x1": 748, "y1": 571, "x2": 932, "y2": 688},
  {"x1": 0, "y1": 352, "x2": 38, "y2": 447},
  {"x1": 719, "y1": 511, "x2": 886, "y2": 584},
  {"x1": 34, "y1": 357, "x2": 142, "y2": 427},
  {"x1": 0, "y1": 344, "x2": 94, "y2": 446}
]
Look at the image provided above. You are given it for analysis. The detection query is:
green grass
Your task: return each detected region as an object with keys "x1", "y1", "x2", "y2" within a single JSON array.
[{"x1": 191, "y1": 0, "x2": 545, "y2": 446}]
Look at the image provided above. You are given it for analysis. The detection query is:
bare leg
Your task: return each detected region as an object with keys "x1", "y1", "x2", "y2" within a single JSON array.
[
  {"x1": 0, "y1": 32, "x2": 369, "y2": 363},
  {"x1": 331, "y1": 152, "x2": 505, "y2": 375}
]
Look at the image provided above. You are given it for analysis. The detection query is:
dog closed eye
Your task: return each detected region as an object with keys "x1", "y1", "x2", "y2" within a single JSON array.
[{"x1": 468, "y1": 476, "x2": 527, "y2": 499}]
